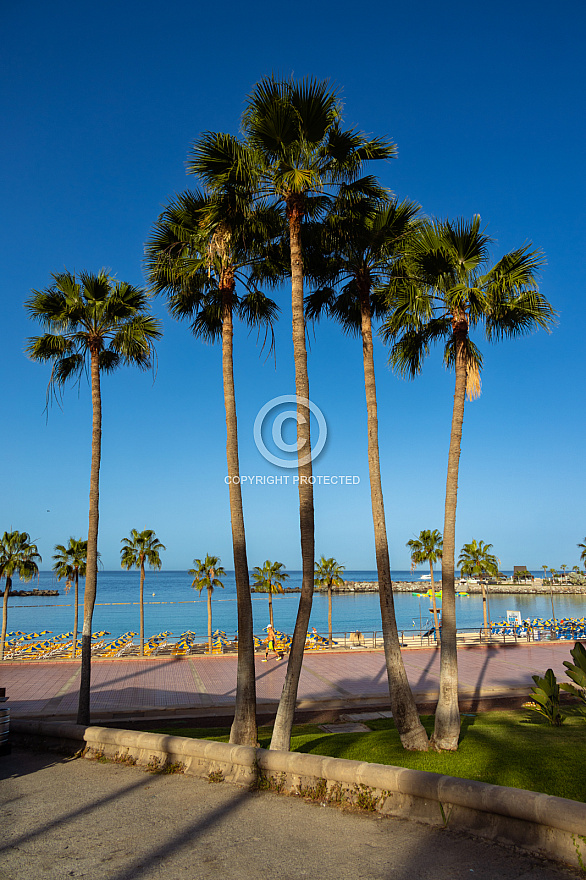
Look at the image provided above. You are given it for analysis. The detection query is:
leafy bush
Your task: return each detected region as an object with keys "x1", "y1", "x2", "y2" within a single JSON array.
[
  {"x1": 561, "y1": 641, "x2": 586, "y2": 709},
  {"x1": 528, "y1": 669, "x2": 566, "y2": 726}
]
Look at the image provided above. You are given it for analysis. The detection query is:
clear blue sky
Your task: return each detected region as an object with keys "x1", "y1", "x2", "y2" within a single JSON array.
[{"x1": 2, "y1": 0, "x2": 585, "y2": 572}]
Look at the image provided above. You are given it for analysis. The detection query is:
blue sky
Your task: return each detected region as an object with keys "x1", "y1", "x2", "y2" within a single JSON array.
[{"x1": 2, "y1": 0, "x2": 585, "y2": 572}]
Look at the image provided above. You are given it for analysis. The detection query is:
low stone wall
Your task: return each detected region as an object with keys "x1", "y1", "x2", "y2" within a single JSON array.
[{"x1": 11, "y1": 719, "x2": 586, "y2": 870}]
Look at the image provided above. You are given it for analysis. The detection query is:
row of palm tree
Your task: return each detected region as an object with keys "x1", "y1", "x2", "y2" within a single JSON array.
[{"x1": 25, "y1": 74, "x2": 555, "y2": 749}]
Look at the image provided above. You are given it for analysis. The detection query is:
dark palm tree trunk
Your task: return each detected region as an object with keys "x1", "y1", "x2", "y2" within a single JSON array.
[
  {"x1": 360, "y1": 286, "x2": 428, "y2": 750},
  {"x1": 139, "y1": 558, "x2": 145, "y2": 656},
  {"x1": 328, "y1": 584, "x2": 332, "y2": 648},
  {"x1": 429, "y1": 563, "x2": 440, "y2": 641},
  {"x1": 207, "y1": 587, "x2": 213, "y2": 654},
  {"x1": 268, "y1": 591, "x2": 274, "y2": 630},
  {"x1": 271, "y1": 198, "x2": 315, "y2": 751},
  {"x1": 221, "y1": 282, "x2": 258, "y2": 746},
  {"x1": 77, "y1": 346, "x2": 101, "y2": 726},
  {"x1": 0, "y1": 577, "x2": 11, "y2": 661},
  {"x1": 73, "y1": 569, "x2": 79, "y2": 658},
  {"x1": 481, "y1": 583, "x2": 488, "y2": 636},
  {"x1": 432, "y1": 323, "x2": 466, "y2": 750}
]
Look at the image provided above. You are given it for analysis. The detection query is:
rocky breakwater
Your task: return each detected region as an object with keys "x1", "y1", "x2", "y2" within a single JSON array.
[
  {"x1": 333, "y1": 579, "x2": 586, "y2": 595},
  {"x1": 321, "y1": 581, "x2": 411, "y2": 593},
  {"x1": 8, "y1": 588, "x2": 59, "y2": 597}
]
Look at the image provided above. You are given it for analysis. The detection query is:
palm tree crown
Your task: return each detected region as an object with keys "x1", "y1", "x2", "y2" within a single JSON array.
[
  {"x1": 407, "y1": 529, "x2": 443, "y2": 570},
  {"x1": 383, "y1": 216, "x2": 555, "y2": 390},
  {"x1": 120, "y1": 529, "x2": 166, "y2": 573},
  {"x1": 458, "y1": 540, "x2": 499, "y2": 578},
  {"x1": 1, "y1": 531, "x2": 42, "y2": 660},
  {"x1": 26, "y1": 271, "x2": 162, "y2": 387}
]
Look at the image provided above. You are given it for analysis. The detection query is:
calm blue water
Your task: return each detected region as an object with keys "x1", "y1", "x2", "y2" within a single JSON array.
[{"x1": 4, "y1": 570, "x2": 585, "y2": 641}]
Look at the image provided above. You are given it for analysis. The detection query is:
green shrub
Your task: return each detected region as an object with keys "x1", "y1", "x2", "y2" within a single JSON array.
[
  {"x1": 528, "y1": 669, "x2": 566, "y2": 726},
  {"x1": 561, "y1": 641, "x2": 586, "y2": 709}
]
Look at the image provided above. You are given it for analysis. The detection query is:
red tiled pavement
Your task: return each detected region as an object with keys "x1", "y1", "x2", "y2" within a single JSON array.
[{"x1": 0, "y1": 642, "x2": 577, "y2": 720}]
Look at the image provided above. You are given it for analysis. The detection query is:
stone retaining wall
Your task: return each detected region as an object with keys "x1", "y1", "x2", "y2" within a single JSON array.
[{"x1": 11, "y1": 719, "x2": 586, "y2": 869}]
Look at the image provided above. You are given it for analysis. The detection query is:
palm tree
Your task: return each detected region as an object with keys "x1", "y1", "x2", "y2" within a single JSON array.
[
  {"x1": 189, "y1": 555, "x2": 225, "y2": 654},
  {"x1": 548, "y1": 569, "x2": 557, "y2": 621},
  {"x1": 314, "y1": 557, "x2": 345, "y2": 648},
  {"x1": 0, "y1": 531, "x2": 42, "y2": 660},
  {"x1": 305, "y1": 193, "x2": 428, "y2": 749},
  {"x1": 252, "y1": 560, "x2": 289, "y2": 630},
  {"x1": 560, "y1": 564, "x2": 567, "y2": 582},
  {"x1": 145, "y1": 134, "x2": 281, "y2": 746},
  {"x1": 578, "y1": 538, "x2": 586, "y2": 571},
  {"x1": 26, "y1": 271, "x2": 161, "y2": 724},
  {"x1": 242, "y1": 75, "x2": 395, "y2": 751},
  {"x1": 383, "y1": 216, "x2": 555, "y2": 750},
  {"x1": 407, "y1": 530, "x2": 443, "y2": 641},
  {"x1": 458, "y1": 539, "x2": 499, "y2": 635},
  {"x1": 120, "y1": 529, "x2": 166, "y2": 655},
  {"x1": 52, "y1": 538, "x2": 88, "y2": 659},
  {"x1": 542, "y1": 564, "x2": 549, "y2": 583}
]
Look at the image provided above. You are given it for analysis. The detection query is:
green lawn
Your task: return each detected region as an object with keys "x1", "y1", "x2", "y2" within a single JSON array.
[{"x1": 149, "y1": 711, "x2": 586, "y2": 803}]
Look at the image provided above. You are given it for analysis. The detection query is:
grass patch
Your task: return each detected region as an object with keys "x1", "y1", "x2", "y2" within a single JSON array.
[{"x1": 148, "y1": 711, "x2": 586, "y2": 803}]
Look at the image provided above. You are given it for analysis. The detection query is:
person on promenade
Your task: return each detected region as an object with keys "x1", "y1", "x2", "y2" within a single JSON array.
[{"x1": 262, "y1": 624, "x2": 283, "y2": 661}]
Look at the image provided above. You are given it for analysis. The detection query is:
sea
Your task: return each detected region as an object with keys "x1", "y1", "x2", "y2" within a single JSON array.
[{"x1": 4, "y1": 570, "x2": 586, "y2": 642}]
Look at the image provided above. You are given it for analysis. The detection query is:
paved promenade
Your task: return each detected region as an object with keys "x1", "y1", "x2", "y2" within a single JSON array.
[
  {"x1": 1, "y1": 642, "x2": 576, "y2": 722},
  {"x1": 2, "y1": 747, "x2": 577, "y2": 880}
]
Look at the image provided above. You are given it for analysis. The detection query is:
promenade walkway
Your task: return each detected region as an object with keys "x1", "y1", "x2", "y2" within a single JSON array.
[
  {"x1": 2, "y1": 747, "x2": 576, "y2": 880},
  {"x1": 1, "y1": 641, "x2": 575, "y2": 722}
]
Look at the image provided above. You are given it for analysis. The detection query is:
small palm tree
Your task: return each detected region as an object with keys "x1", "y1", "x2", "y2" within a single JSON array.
[
  {"x1": 252, "y1": 560, "x2": 289, "y2": 630},
  {"x1": 52, "y1": 538, "x2": 88, "y2": 658},
  {"x1": 314, "y1": 557, "x2": 345, "y2": 648},
  {"x1": 407, "y1": 530, "x2": 443, "y2": 641},
  {"x1": 458, "y1": 539, "x2": 499, "y2": 634},
  {"x1": 26, "y1": 270, "x2": 161, "y2": 724},
  {"x1": 383, "y1": 216, "x2": 555, "y2": 750},
  {"x1": 120, "y1": 529, "x2": 166, "y2": 655},
  {"x1": 243, "y1": 75, "x2": 395, "y2": 751},
  {"x1": 560, "y1": 564, "x2": 567, "y2": 582},
  {"x1": 578, "y1": 538, "x2": 586, "y2": 571},
  {"x1": 0, "y1": 531, "x2": 42, "y2": 660},
  {"x1": 189, "y1": 555, "x2": 225, "y2": 654},
  {"x1": 548, "y1": 569, "x2": 558, "y2": 621}
]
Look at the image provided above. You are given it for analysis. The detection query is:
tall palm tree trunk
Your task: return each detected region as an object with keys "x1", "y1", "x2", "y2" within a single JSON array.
[
  {"x1": 360, "y1": 289, "x2": 428, "y2": 750},
  {"x1": 429, "y1": 563, "x2": 440, "y2": 641},
  {"x1": 207, "y1": 587, "x2": 213, "y2": 654},
  {"x1": 268, "y1": 591, "x2": 274, "y2": 630},
  {"x1": 77, "y1": 346, "x2": 101, "y2": 726},
  {"x1": 481, "y1": 583, "x2": 488, "y2": 636},
  {"x1": 221, "y1": 284, "x2": 257, "y2": 746},
  {"x1": 139, "y1": 560, "x2": 145, "y2": 656},
  {"x1": 328, "y1": 585, "x2": 332, "y2": 648},
  {"x1": 73, "y1": 570, "x2": 79, "y2": 658},
  {"x1": 432, "y1": 326, "x2": 466, "y2": 750},
  {"x1": 0, "y1": 577, "x2": 11, "y2": 661},
  {"x1": 271, "y1": 199, "x2": 315, "y2": 751}
]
